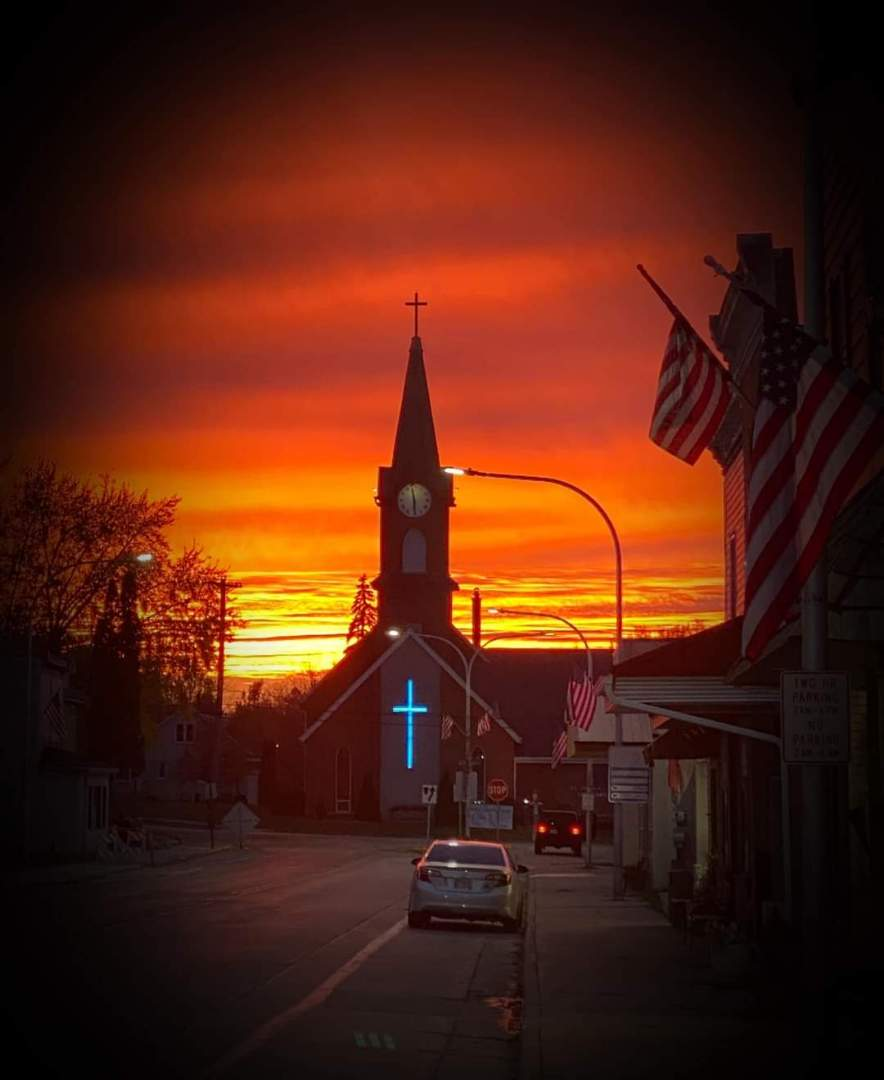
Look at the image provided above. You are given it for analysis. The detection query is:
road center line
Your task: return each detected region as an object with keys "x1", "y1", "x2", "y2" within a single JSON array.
[{"x1": 205, "y1": 915, "x2": 407, "y2": 1077}]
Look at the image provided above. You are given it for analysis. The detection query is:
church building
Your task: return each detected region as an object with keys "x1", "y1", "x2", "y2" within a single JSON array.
[{"x1": 299, "y1": 313, "x2": 611, "y2": 822}]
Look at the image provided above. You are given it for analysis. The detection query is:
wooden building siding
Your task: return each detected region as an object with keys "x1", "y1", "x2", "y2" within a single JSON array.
[
  {"x1": 723, "y1": 451, "x2": 747, "y2": 619},
  {"x1": 823, "y1": 129, "x2": 877, "y2": 385}
]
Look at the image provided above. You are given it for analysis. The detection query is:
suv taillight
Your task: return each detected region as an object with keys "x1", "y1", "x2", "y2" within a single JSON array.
[
  {"x1": 570, "y1": 825, "x2": 581, "y2": 836},
  {"x1": 537, "y1": 823, "x2": 548, "y2": 834}
]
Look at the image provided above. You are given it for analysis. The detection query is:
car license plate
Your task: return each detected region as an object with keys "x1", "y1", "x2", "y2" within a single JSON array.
[
  {"x1": 455, "y1": 879, "x2": 471, "y2": 891},
  {"x1": 550, "y1": 828, "x2": 559, "y2": 835}
]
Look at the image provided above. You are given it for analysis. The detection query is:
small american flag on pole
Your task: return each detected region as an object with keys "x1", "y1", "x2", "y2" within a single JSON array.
[
  {"x1": 566, "y1": 675, "x2": 602, "y2": 732},
  {"x1": 741, "y1": 298, "x2": 884, "y2": 659},
  {"x1": 649, "y1": 317, "x2": 732, "y2": 465},
  {"x1": 476, "y1": 712, "x2": 492, "y2": 736},
  {"x1": 440, "y1": 714, "x2": 454, "y2": 740},
  {"x1": 44, "y1": 690, "x2": 66, "y2": 746},
  {"x1": 551, "y1": 728, "x2": 567, "y2": 769}
]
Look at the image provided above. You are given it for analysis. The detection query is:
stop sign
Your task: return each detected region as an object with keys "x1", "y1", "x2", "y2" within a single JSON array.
[{"x1": 487, "y1": 778, "x2": 509, "y2": 803}]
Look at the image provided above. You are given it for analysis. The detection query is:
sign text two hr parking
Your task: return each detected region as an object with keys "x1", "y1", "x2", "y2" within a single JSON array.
[{"x1": 781, "y1": 671, "x2": 849, "y2": 764}]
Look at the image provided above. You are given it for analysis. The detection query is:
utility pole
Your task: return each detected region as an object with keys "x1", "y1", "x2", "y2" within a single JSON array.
[{"x1": 209, "y1": 575, "x2": 240, "y2": 847}]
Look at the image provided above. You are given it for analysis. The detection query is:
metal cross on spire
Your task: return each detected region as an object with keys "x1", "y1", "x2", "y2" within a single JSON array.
[{"x1": 405, "y1": 291, "x2": 427, "y2": 336}]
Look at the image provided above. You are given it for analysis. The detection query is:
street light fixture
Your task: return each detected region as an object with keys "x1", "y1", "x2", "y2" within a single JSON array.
[
  {"x1": 444, "y1": 464, "x2": 627, "y2": 897},
  {"x1": 386, "y1": 626, "x2": 520, "y2": 837}
]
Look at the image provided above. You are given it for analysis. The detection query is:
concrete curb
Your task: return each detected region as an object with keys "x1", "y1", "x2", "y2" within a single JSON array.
[{"x1": 518, "y1": 874, "x2": 543, "y2": 1080}]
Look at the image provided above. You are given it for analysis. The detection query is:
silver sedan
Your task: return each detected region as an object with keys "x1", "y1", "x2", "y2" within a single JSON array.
[{"x1": 407, "y1": 839, "x2": 529, "y2": 931}]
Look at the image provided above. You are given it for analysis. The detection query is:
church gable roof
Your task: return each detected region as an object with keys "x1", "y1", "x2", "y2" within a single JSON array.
[{"x1": 299, "y1": 627, "x2": 522, "y2": 744}]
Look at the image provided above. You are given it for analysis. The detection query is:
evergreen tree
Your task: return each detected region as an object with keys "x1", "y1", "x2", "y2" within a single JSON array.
[{"x1": 346, "y1": 573, "x2": 377, "y2": 649}]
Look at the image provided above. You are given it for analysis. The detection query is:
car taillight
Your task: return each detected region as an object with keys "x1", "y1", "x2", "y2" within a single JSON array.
[
  {"x1": 418, "y1": 866, "x2": 438, "y2": 882},
  {"x1": 537, "y1": 824, "x2": 548, "y2": 834},
  {"x1": 570, "y1": 825, "x2": 581, "y2": 836},
  {"x1": 484, "y1": 872, "x2": 509, "y2": 888}
]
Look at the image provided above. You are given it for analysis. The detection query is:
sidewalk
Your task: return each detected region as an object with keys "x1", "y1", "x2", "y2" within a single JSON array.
[
  {"x1": 520, "y1": 849, "x2": 805, "y2": 1080},
  {"x1": 6, "y1": 834, "x2": 233, "y2": 886}
]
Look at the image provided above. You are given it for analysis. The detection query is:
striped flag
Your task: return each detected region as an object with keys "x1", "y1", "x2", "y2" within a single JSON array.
[
  {"x1": 440, "y1": 714, "x2": 454, "y2": 740},
  {"x1": 649, "y1": 318, "x2": 732, "y2": 465},
  {"x1": 566, "y1": 675, "x2": 602, "y2": 732},
  {"x1": 44, "y1": 690, "x2": 66, "y2": 746},
  {"x1": 551, "y1": 729, "x2": 567, "y2": 769},
  {"x1": 476, "y1": 712, "x2": 492, "y2": 736},
  {"x1": 742, "y1": 299, "x2": 884, "y2": 659}
]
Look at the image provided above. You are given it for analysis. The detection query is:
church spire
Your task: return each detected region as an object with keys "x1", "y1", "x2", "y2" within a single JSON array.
[{"x1": 391, "y1": 308, "x2": 440, "y2": 473}]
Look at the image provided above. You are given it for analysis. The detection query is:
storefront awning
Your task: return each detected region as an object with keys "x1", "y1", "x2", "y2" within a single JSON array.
[{"x1": 642, "y1": 724, "x2": 720, "y2": 762}]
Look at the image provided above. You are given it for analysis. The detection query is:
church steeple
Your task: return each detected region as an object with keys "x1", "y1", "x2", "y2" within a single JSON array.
[
  {"x1": 391, "y1": 335, "x2": 440, "y2": 474},
  {"x1": 374, "y1": 303, "x2": 458, "y2": 633}
]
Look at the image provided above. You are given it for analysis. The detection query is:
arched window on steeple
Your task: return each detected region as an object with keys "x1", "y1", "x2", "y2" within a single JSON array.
[{"x1": 402, "y1": 528, "x2": 426, "y2": 573}]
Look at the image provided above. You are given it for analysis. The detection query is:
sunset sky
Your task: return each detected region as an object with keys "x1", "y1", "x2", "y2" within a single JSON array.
[{"x1": 7, "y1": 4, "x2": 806, "y2": 693}]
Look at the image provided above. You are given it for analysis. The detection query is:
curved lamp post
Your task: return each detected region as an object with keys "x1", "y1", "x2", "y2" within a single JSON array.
[
  {"x1": 444, "y1": 467, "x2": 622, "y2": 647},
  {"x1": 387, "y1": 627, "x2": 521, "y2": 837},
  {"x1": 490, "y1": 605, "x2": 597, "y2": 867},
  {"x1": 444, "y1": 465, "x2": 627, "y2": 896}
]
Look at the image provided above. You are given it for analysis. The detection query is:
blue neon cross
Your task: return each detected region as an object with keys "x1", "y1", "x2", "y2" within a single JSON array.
[{"x1": 392, "y1": 679, "x2": 428, "y2": 770}]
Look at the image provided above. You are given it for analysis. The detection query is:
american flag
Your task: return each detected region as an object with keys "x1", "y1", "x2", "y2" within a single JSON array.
[
  {"x1": 44, "y1": 690, "x2": 66, "y2": 745},
  {"x1": 551, "y1": 728, "x2": 567, "y2": 769},
  {"x1": 566, "y1": 675, "x2": 602, "y2": 732},
  {"x1": 649, "y1": 318, "x2": 732, "y2": 465},
  {"x1": 476, "y1": 712, "x2": 492, "y2": 736},
  {"x1": 742, "y1": 299, "x2": 884, "y2": 659},
  {"x1": 440, "y1": 714, "x2": 454, "y2": 740}
]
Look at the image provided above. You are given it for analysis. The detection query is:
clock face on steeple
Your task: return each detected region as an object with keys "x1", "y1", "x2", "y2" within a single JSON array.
[{"x1": 397, "y1": 482, "x2": 432, "y2": 517}]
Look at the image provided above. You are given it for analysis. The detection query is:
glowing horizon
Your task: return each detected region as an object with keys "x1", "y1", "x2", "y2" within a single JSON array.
[{"x1": 9, "y1": 8, "x2": 801, "y2": 697}]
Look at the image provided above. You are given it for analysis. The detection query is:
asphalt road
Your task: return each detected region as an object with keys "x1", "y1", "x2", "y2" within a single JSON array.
[{"x1": 9, "y1": 831, "x2": 529, "y2": 1079}]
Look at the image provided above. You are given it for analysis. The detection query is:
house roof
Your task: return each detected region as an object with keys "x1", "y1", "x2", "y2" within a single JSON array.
[
  {"x1": 613, "y1": 619, "x2": 744, "y2": 678},
  {"x1": 474, "y1": 647, "x2": 613, "y2": 757}
]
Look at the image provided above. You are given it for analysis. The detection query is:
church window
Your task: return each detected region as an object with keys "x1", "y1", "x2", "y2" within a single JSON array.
[
  {"x1": 335, "y1": 748, "x2": 352, "y2": 814},
  {"x1": 402, "y1": 528, "x2": 427, "y2": 573}
]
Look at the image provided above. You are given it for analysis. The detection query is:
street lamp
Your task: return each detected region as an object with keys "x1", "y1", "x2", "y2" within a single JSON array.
[
  {"x1": 444, "y1": 464, "x2": 627, "y2": 897},
  {"x1": 444, "y1": 467, "x2": 622, "y2": 646},
  {"x1": 386, "y1": 627, "x2": 520, "y2": 837},
  {"x1": 488, "y1": 607, "x2": 592, "y2": 680},
  {"x1": 490, "y1": 606, "x2": 596, "y2": 866}
]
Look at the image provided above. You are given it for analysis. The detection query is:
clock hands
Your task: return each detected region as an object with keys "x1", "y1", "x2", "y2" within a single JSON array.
[{"x1": 411, "y1": 487, "x2": 417, "y2": 515}]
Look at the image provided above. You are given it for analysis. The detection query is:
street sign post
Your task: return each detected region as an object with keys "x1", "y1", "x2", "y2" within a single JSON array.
[
  {"x1": 487, "y1": 778, "x2": 508, "y2": 802},
  {"x1": 781, "y1": 671, "x2": 849, "y2": 763},
  {"x1": 421, "y1": 784, "x2": 438, "y2": 841},
  {"x1": 222, "y1": 801, "x2": 260, "y2": 849},
  {"x1": 607, "y1": 746, "x2": 650, "y2": 803},
  {"x1": 486, "y1": 778, "x2": 508, "y2": 838}
]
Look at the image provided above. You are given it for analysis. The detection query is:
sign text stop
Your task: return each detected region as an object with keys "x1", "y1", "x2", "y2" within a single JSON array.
[{"x1": 487, "y1": 778, "x2": 508, "y2": 803}]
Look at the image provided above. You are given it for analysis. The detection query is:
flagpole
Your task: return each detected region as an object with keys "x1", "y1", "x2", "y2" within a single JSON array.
[
  {"x1": 800, "y1": 39, "x2": 832, "y2": 1071},
  {"x1": 638, "y1": 262, "x2": 754, "y2": 410}
]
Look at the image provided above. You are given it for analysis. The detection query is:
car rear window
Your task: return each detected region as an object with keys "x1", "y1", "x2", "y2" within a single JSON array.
[
  {"x1": 425, "y1": 843, "x2": 506, "y2": 866},
  {"x1": 542, "y1": 812, "x2": 578, "y2": 826}
]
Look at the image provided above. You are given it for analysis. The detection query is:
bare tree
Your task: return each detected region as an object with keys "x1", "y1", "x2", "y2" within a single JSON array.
[
  {"x1": 139, "y1": 545, "x2": 244, "y2": 710},
  {"x1": 0, "y1": 460, "x2": 177, "y2": 648}
]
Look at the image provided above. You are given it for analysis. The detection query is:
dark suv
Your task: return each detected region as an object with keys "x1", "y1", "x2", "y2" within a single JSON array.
[{"x1": 534, "y1": 810, "x2": 583, "y2": 856}]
